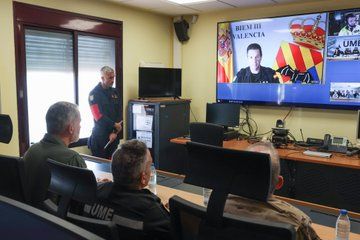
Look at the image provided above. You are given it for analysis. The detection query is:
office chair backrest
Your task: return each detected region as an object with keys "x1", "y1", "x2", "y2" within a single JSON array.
[
  {"x1": 0, "y1": 114, "x2": 13, "y2": 144},
  {"x1": 185, "y1": 141, "x2": 271, "y2": 226},
  {"x1": 45, "y1": 159, "x2": 120, "y2": 240},
  {"x1": 186, "y1": 141, "x2": 271, "y2": 201},
  {"x1": 169, "y1": 195, "x2": 296, "y2": 240},
  {"x1": 0, "y1": 155, "x2": 27, "y2": 203},
  {"x1": 0, "y1": 195, "x2": 104, "y2": 240},
  {"x1": 189, "y1": 122, "x2": 224, "y2": 147},
  {"x1": 46, "y1": 158, "x2": 97, "y2": 218}
]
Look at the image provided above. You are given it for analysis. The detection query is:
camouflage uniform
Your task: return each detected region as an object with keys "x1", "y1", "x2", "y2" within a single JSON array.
[{"x1": 225, "y1": 195, "x2": 321, "y2": 240}]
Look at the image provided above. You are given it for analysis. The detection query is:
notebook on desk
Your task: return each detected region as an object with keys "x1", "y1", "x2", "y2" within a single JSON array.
[{"x1": 303, "y1": 150, "x2": 332, "y2": 158}]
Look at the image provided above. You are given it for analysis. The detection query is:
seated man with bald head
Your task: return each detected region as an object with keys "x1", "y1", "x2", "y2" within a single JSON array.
[{"x1": 225, "y1": 142, "x2": 320, "y2": 240}]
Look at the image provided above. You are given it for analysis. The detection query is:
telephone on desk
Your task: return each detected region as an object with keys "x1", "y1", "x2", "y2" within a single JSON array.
[{"x1": 320, "y1": 134, "x2": 349, "y2": 154}]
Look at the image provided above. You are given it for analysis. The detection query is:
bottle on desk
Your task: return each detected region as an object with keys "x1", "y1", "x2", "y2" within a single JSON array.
[
  {"x1": 335, "y1": 209, "x2": 350, "y2": 240},
  {"x1": 149, "y1": 163, "x2": 157, "y2": 195}
]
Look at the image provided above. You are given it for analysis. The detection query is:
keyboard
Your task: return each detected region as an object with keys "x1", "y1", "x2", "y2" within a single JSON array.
[{"x1": 303, "y1": 150, "x2": 332, "y2": 158}]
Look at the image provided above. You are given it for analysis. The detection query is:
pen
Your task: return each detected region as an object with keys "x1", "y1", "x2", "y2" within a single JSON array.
[{"x1": 104, "y1": 140, "x2": 112, "y2": 149}]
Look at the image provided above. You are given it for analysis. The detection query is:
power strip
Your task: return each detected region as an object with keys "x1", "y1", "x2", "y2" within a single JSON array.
[{"x1": 303, "y1": 150, "x2": 332, "y2": 158}]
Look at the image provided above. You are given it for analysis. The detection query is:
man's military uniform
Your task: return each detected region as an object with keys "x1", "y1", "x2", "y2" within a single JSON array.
[
  {"x1": 88, "y1": 82, "x2": 122, "y2": 159},
  {"x1": 23, "y1": 133, "x2": 87, "y2": 207},
  {"x1": 83, "y1": 182, "x2": 171, "y2": 240},
  {"x1": 225, "y1": 195, "x2": 321, "y2": 240}
]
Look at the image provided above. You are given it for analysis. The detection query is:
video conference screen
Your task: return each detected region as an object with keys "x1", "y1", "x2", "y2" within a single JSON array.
[{"x1": 216, "y1": 8, "x2": 360, "y2": 109}]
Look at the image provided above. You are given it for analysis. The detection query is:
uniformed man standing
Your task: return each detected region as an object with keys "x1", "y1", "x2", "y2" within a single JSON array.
[{"x1": 88, "y1": 66, "x2": 122, "y2": 159}]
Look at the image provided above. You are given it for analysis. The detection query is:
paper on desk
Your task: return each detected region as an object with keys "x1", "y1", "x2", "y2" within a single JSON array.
[
  {"x1": 132, "y1": 104, "x2": 144, "y2": 114},
  {"x1": 134, "y1": 115, "x2": 153, "y2": 131},
  {"x1": 136, "y1": 131, "x2": 152, "y2": 148}
]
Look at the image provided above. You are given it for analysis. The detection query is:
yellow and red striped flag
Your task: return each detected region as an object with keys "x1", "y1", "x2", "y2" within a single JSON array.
[
  {"x1": 217, "y1": 23, "x2": 233, "y2": 83},
  {"x1": 273, "y1": 41, "x2": 323, "y2": 83}
]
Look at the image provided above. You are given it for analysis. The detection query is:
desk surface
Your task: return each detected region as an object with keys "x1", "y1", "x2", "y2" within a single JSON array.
[
  {"x1": 170, "y1": 138, "x2": 360, "y2": 169},
  {"x1": 93, "y1": 170, "x2": 360, "y2": 240}
]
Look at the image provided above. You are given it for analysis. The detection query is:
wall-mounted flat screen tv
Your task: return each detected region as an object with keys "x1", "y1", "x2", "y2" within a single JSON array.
[
  {"x1": 139, "y1": 67, "x2": 181, "y2": 98},
  {"x1": 216, "y1": 8, "x2": 360, "y2": 109}
]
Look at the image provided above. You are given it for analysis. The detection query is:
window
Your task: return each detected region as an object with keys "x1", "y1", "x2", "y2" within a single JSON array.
[
  {"x1": 25, "y1": 29, "x2": 75, "y2": 143},
  {"x1": 14, "y1": 2, "x2": 123, "y2": 155}
]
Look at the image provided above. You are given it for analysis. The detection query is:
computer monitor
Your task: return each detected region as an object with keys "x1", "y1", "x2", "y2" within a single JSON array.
[{"x1": 206, "y1": 103, "x2": 240, "y2": 129}]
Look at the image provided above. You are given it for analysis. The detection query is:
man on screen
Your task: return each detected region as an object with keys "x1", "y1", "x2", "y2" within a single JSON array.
[
  {"x1": 233, "y1": 43, "x2": 279, "y2": 84},
  {"x1": 339, "y1": 13, "x2": 360, "y2": 36}
]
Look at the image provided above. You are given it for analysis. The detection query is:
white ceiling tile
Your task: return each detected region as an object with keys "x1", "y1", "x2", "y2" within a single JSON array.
[
  {"x1": 219, "y1": 0, "x2": 274, "y2": 8},
  {"x1": 102, "y1": 0, "x2": 331, "y2": 16},
  {"x1": 121, "y1": 0, "x2": 170, "y2": 9},
  {"x1": 273, "y1": 0, "x2": 327, "y2": 3},
  {"x1": 153, "y1": 7, "x2": 199, "y2": 15},
  {"x1": 185, "y1": 1, "x2": 235, "y2": 12}
]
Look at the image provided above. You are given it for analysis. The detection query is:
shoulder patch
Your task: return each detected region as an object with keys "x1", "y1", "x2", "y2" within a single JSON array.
[{"x1": 89, "y1": 95, "x2": 94, "y2": 101}]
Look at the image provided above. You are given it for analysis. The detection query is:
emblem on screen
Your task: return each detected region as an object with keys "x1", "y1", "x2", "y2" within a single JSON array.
[{"x1": 289, "y1": 15, "x2": 326, "y2": 50}]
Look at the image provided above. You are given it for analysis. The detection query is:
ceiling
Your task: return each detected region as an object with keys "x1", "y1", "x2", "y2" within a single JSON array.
[{"x1": 103, "y1": 0, "x2": 325, "y2": 16}]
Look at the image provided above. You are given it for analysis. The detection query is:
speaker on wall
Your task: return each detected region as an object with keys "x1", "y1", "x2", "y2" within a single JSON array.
[{"x1": 174, "y1": 19, "x2": 189, "y2": 42}]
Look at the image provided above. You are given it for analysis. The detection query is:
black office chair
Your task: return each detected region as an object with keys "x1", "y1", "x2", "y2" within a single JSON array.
[
  {"x1": 0, "y1": 155, "x2": 28, "y2": 203},
  {"x1": 46, "y1": 158, "x2": 97, "y2": 218},
  {"x1": 45, "y1": 158, "x2": 119, "y2": 240},
  {"x1": 169, "y1": 195, "x2": 295, "y2": 240},
  {"x1": 0, "y1": 114, "x2": 13, "y2": 144},
  {"x1": 189, "y1": 122, "x2": 224, "y2": 147},
  {"x1": 0, "y1": 195, "x2": 103, "y2": 240},
  {"x1": 176, "y1": 141, "x2": 296, "y2": 240}
]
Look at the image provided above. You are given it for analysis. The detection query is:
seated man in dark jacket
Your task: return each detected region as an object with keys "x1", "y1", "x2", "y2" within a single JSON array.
[{"x1": 84, "y1": 139, "x2": 171, "y2": 240}]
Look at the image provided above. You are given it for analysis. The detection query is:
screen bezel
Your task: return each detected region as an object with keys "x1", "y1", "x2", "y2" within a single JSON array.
[{"x1": 216, "y1": 7, "x2": 360, "y2": 110}]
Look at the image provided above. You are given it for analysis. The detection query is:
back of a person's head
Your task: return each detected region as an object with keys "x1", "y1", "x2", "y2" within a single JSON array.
[
  {"x1": 246, "y1": 141, "x2": 280, "y2": 193},
  {"x1": 46, "y1": 101, "x2": 79, "y2": 135},
  {"x1": 111, "y1": 140, "x2": 147, "y2": 187}
]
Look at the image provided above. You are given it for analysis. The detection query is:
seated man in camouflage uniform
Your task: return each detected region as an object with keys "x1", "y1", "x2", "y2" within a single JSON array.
[
  {"x1": 23, "y1": 101, "x2": 87, "y2": 207},
  {"x1": 225, "y1": 142, "x2": 321, "y2": 240}
]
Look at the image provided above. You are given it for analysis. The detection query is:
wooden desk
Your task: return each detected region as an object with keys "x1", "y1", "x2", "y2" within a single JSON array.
[
  {"x1": 170, "y1": 138, "x2": 360, "y2": 213},
  {"x1": 170, "y1": 138, "x2": 360, "y2": 169},
  {"x1": 93, "y1": 170, "x2": 360, "y2": 240}
]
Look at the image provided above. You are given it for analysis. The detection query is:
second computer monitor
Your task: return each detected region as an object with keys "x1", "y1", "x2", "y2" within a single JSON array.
[{"x1": 206, "y1": 103, "x2": 240, "y2": 128}]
